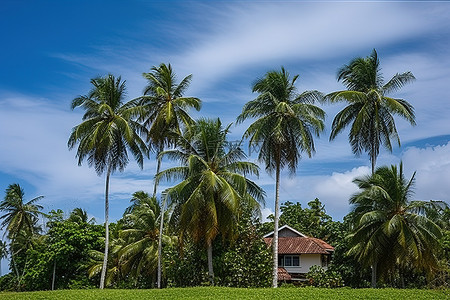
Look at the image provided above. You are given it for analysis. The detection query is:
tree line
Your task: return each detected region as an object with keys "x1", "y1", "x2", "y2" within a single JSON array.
[{"x1": 0, "y1": 49, "x2": 448, "y2": 290}]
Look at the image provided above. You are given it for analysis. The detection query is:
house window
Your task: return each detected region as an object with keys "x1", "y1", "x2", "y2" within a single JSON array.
[
  {"x1": 293, "y1": 256, "x2": 300, "y2": 266},
  {"x1": 282, "y1": 255, "x2": 300, "y2": 267},
  {"x1": 285, "y1": 256, "x2": 292, "y2": 266}
]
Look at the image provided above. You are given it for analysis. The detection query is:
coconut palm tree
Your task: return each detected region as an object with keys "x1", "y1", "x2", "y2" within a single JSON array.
[
  {"x1": 139, "y1": 63, "x2": 201, "y2": 288},
  {"x1": 67, "y1": 208, "x2": 95, "y2": 224},
  {"x1": 348, "y1": 163, "x2": 443, "y2": 287},
  {"x1": 140, "y1": 63, "x2": 202, "y2": 195},
  {"x1": 124, "y1": 191, "x2": 152, "y2": 215},
  {"x1": 85, "y1": 236, "x2": 125, "y2": 288},
  {"x1": 68, "y1": 74, "x2": 148, "y2": 289},
  {"x1": 236, "y1": 67, "x2": 325, "y2": 287},
  {"x1": 157, "y1": 118, "x2": 265, "y2": 285},
  {"x1": 0, "y1": 184, "x2": 44, "y2": 240},
  {"x1": 0, "y1": 183, "x2": 44, "y2": 285},
  {"x1": 327, "y1": 49, "x2": 416, "y2": 174},
  {"x1": 119, "y1": 193, "x2": 176, "y2": 284}
]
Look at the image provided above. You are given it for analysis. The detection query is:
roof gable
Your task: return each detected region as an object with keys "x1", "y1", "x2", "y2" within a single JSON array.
[
  {"x1": 263, "y1": 225, "x2": 334, "y2": 254},
  {"x1": 263, "y1": 224, "x2": 306, "y2": 238}
]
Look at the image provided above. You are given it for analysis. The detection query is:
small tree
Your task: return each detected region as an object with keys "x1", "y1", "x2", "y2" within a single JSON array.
[{"x1": 348, "y1": 163, "x2": 444, "y2": 287}]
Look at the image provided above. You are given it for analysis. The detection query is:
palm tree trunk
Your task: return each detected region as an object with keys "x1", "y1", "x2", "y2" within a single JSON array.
[
  {"x1": 371, "y1": 144, "x2": 376, "y2": 175},
  {"x1": 155, "y1": 145, "x2": 164, "y2": 289},
  {"x1": 157, "y1": 194, "x2": 166, "y2": 289},
  {"x1": 17, "y1": 253, "x2": 29, "y2": 289},
  {"x1": 52, "y1": 259, "x2": 56, "y2": 290},
  {"x1": 99, "y1": 166, "x2": 111, "y2": 289},
  {"x1": 400, "y1": 271, "x2": 405, "y2": 289},
  {"x1": 370, "y1": 145, "x2": 376, "y2": 288},
  {"x1": 272, "y1": 159, "x2": 281, "y2": 288},
  {"x1": 153, "y1": 146, "x2": 163, "y2": 198},
  {"x1": 207, "y1": 240, "x2": 214, "y2": 285},
  {"x1": 11, "y1": 251, "x2": 19, "y2": 282},
  {"x1": 371, "y1": 263, "x2": 377, "y2": 288}
]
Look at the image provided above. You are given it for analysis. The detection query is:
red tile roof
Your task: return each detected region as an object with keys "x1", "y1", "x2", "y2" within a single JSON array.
[
  {"x1": 278, "y1": 267, "x2": 292, "y2": 281},
  {"x1": 264, "y1": 237, "x2": 334, "y2": 254}
]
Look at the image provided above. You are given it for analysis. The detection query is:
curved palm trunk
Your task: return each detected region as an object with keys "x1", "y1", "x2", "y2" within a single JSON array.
[
  {"x1": 99, "y1": 166, "x2": 111, "y2": 289},
  {"x1": 207, "y1": 240, "x2": 214, "y2": 285},
  {"x1": 272, "y1": 159, "x2": 281, "y2": 288}
]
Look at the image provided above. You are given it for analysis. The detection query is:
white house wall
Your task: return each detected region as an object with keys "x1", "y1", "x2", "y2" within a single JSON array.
[{"x1": 284, "y1": 254, "x2": 324, "y2": 274}]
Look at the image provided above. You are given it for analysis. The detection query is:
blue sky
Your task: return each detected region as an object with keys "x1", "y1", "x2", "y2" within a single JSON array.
[{"x1": 1, "y1": 0, "x2": 450, "y2": 240}]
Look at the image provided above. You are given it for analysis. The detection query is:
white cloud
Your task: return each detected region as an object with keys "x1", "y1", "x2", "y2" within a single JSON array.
[
  {"x1": 260, "y1": 207, "x2": 274, "y2": 223},
  {"x1": 172, "y1": 2, "x2": 448, "y2": 93},
  {"x1": 402, "y1": 143, "x2": 450, "y2": 202},
  {"x1": 267, "y1": 143, "x2": 450, "y2": 221},
  {"x1": 0, "y1": 93, "x2": 158, "y2": 220}
]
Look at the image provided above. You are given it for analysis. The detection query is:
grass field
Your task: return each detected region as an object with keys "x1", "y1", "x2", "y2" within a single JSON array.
[{"x1": 0, "y1": 287, "x2": 448, "y2": 300}]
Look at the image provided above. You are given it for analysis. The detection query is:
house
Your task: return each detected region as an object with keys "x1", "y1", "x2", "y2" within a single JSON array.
[{"x1": 264, "y1": 224, "x2": 334, "y2": 281}]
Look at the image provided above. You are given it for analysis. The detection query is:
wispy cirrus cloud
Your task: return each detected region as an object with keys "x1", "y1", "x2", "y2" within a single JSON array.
[{"x1": 0, "y1": 93, "x2": 157, "y2": 220}]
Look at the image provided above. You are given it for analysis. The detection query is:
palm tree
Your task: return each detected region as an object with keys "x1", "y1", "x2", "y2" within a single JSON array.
[
  {"x1": 327, "y1": 49, "x2": 416, "y2": 174},
  {"x1": 140, "y1": 63, "x2": 202, "y2": 195},
  {"x1": 157, "y1": 118, "x2": 265, "y2": 285},
  {"x1": 85, "y1": 236, "x2": 125, "y2": 287},
  {"x1": 67, "y1": 208, "x2": 95, "y2": 224},
  {"x1": 348, "y1": 163, "x2": 443, "y2": 287},
  {"x1": 68, "y1": 74, "x2": 148, "y2": 289},
  {"x1": 236, "y1": 67, "x2": 325, "y2": 287},
  {"x1": 124, "y1": 191, "x2": 152, "y2": 215},
  {"x1": 0, "y1": 183, "x2": 44, "y2": 285},
  {"x1": 0, "y1": 184, "x2": 44, "y2": 240},
  {"x1": 119, "y1": 192, "x2": 176, "y2": 284},
  {"x1": 139, "y1": 63, "x2": 201, "y2": 288}
]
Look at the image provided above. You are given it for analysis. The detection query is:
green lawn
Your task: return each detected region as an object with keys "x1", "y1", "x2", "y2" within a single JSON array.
[{"x1": 0, "y1": 287, "x2": 448, "y2": 300}]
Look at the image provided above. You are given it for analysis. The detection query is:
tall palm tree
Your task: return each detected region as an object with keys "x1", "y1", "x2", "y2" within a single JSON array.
[
  {"x1": 157, "y1": 118, "x2": 265, "y2": 285},
  {"x1": 0, "y1": 183, "x2": 44, "y2": 284},
  {"x1": 68, "y1": 74, "x2": 147, "y2": 289},
  {"x1": 140, "y1": 63, "x2": 202, "y2": 195},
  {"x1": 139, "y1": 63, "x2": 201, "y2": 288},
  {"x1": 327, "y1": 49, "x2": 416, "y2": 174},
  {"x1": 236, "y1": 67, "x2": 325, "y2": 287},
  {"x1": 348, "y1": 163, "x2": 443, "y2": 287}
]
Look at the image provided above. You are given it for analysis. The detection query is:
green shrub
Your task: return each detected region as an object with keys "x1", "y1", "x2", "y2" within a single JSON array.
[{"x1": 307, "y1": 265, "x2": 344, "y2": 288}]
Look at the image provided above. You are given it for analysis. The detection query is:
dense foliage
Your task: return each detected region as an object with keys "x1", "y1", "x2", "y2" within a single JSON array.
[{"x1": 0, "y1": 209, "x2": 104, "y2": 291}]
